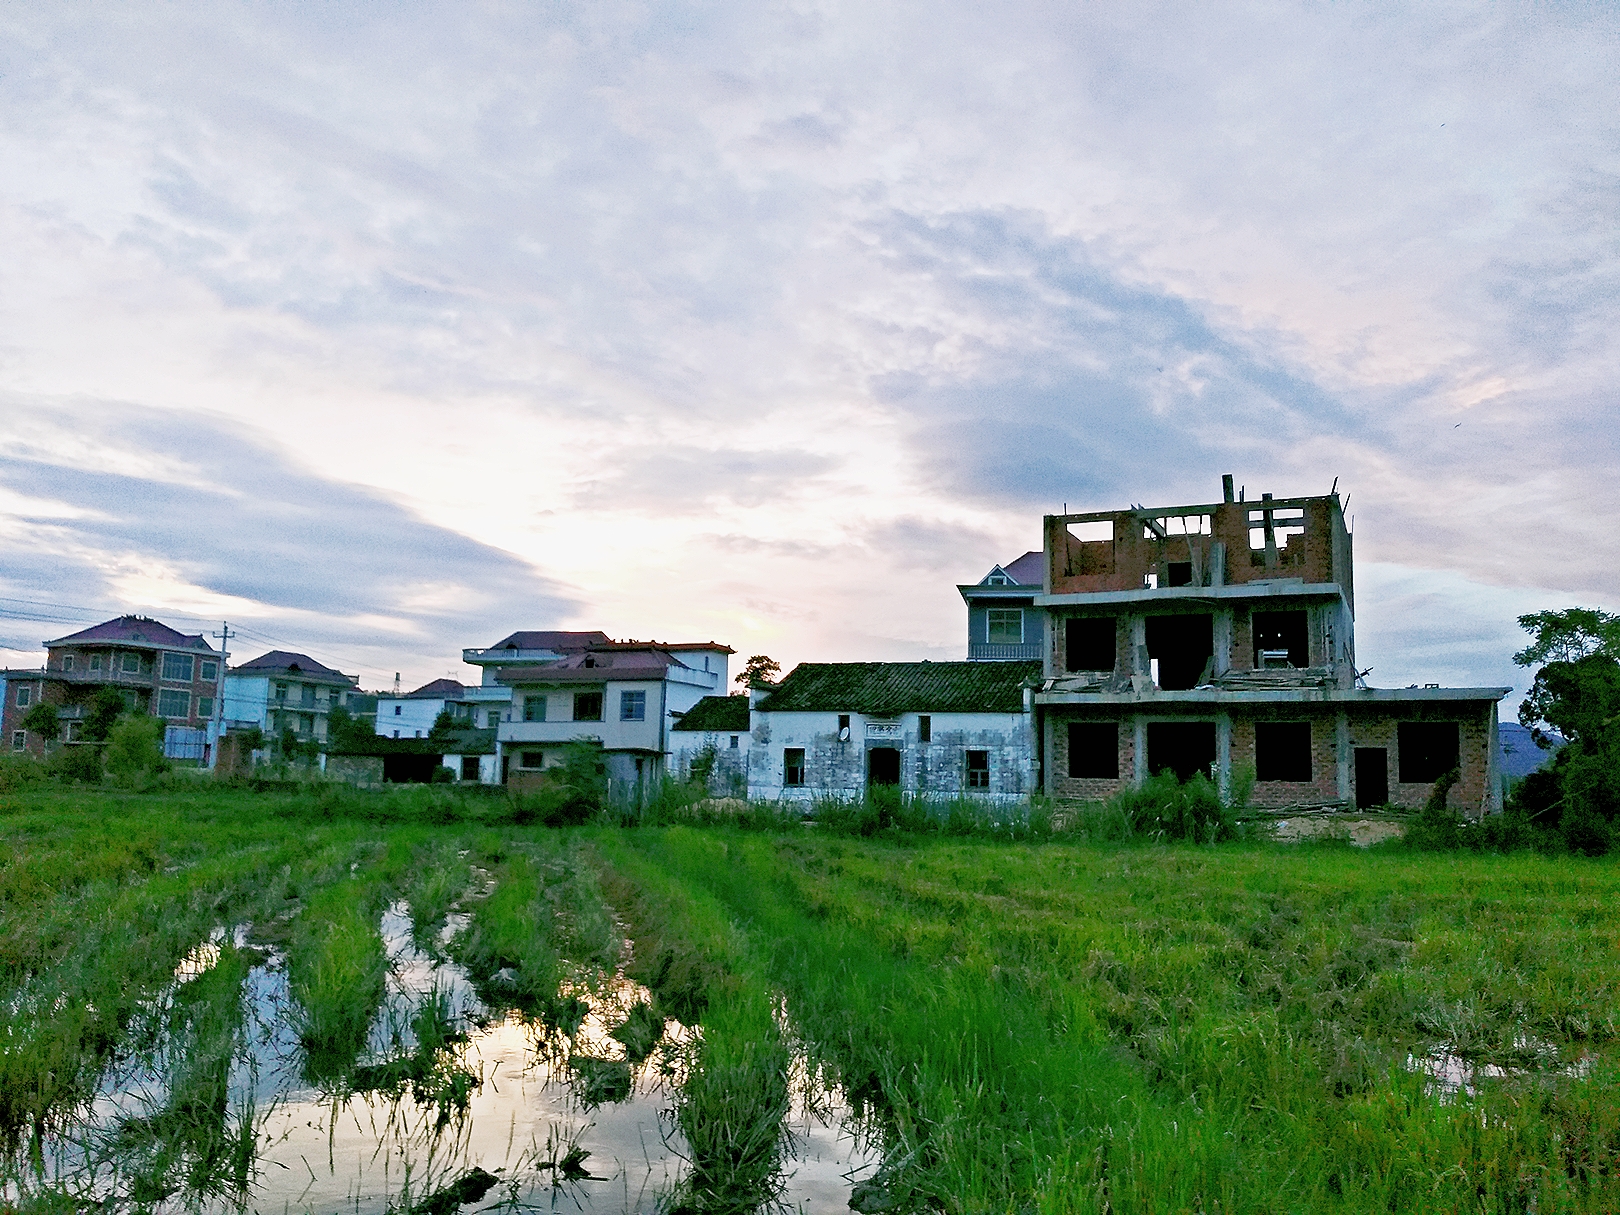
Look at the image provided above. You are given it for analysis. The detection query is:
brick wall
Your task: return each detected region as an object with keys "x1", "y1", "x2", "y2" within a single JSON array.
[
  {"x1": 1047, "y1": 713, "x2": 1136, "y2": 800},
  {"x1": 1229, "y1": 715, "x2": 1341, "y2": 807}
]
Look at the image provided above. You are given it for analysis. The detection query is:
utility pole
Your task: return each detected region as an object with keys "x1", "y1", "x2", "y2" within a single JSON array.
[{"x1": 209, "y1": 622, "x2": 233, "y2": 771}]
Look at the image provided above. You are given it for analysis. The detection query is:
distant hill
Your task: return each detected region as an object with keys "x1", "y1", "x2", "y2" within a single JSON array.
[{"x1": 1498, "y1": 722, "x2": 1563, "y2": 781}]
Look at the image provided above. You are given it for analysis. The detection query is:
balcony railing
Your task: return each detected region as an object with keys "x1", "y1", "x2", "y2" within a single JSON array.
[{"x1": 967, "y1": 642, "x2": 1043, "y2": 661}]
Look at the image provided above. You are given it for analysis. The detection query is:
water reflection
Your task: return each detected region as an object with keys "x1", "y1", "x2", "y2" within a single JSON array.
[{"x1": 9, "y1": 901, "x2": 877, "y2": 1214}]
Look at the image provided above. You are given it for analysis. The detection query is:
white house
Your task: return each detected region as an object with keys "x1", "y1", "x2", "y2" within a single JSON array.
[
  {"x1": 495, "y1": 641, "x2": 733, "y2": 790},
  {"x1": 375, "y1": 678, "x2": 477, "y2": 739},
  {"x1": 748, "y1": 661, "x2": 1040, "y2": 803},
  {"x1": 458, "y1": 630, "x2": 612, "y2": 730},
  {"x1": 223, "y1": 651, "x2": 360, "y2": 744},
  {"x1": 669, "y1": 694, "x2": 752, "y2": 794}
]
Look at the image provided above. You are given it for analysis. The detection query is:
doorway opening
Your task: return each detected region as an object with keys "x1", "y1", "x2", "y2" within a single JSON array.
[
  {"x1": 1354, "y1": 748, "x2": 1388, "y2": 809},
  {"x1": 867, "y1": 746, "x2": 901, "y2": 787}
]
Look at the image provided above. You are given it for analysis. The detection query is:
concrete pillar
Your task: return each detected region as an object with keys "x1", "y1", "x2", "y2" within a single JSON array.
[
  {"x1": 1335, "y1": 712, "x2": 1351, "y2": 804},
  {"x1": 1217, "y1": 713, "x2": 1232, "y2": 802},
  {"x1": 1129, "y1": 615, "x2": 1148, "y2": 675},
  {"x1": 1213, "y1": 609, "x2": 1233, "y2": 676},
  {"x1": 1133, "y1": 715, "x2": 1147, "y2": 786}
]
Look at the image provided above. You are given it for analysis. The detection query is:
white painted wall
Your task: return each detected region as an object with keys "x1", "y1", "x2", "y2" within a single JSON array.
[{"x1": 374, "y1": 697, "x2": 444, "y2": 739}]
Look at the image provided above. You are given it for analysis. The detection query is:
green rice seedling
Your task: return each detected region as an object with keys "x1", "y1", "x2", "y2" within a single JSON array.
[
  {"x1": 610, "y1": 999, "x2": 667, "y2": 1064},
  {"x1": 567, "y1": 1054, "x2": 633, "y2": 1106},
  {"x1": 404, "y1": 845, "x2": 474, "y2": 953},
  {"x1": 288, "y1": 881, "x2": 389, "y2": 1082}
]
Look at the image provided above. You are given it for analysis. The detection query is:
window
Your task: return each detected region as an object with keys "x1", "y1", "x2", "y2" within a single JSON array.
[
  {"x1": 121, "y1": 652, "x2": 141, "y2": 674},
  {"x1": 987, "y1": 608, "x2": 1024, "y2": 644},
  {"x1": 1065, "y1": 617, "x2": 1116, "y2": 672},
  {"x1": 90, "y1": 655, "x2": 102, "y2": 672},
  {"x1": 157, "y1": 689, "x2": 190, "y2": 719},
  {"x1": 393, "y1": 704, "x2": 402, "y2": 716},
  {"x1": 461, "y1": 756, "x2": 480, "y2": 780},
  {"x1": 1166, "y1": 561, "x2": 1194, "y2": 587},
  {"x1": 11, "y1": 731, "x2": 24, "y2": 751},
  {"x1": 1068, "y1": 723, "x2": 1118, "y2": 779},
  {"x1": 1256, "y1": 721, "x2": 1312, "y2": 782},
  {"x1": 15, "y1": 686, "x2": 30, "y2": 708},
  {"x1": 62, "y1": 655, "x2": 74, "y2": 672},
  {"x1": 200, "y1": 661, "x2": 218, "y2": 682},
  {"x1": 837, "y1": 714, "x2": 850, "y2": 733},
  {"x1": 966, "y1": 750, "x2": 990, "y2": 788},
  {"x1": 1252, "y1": 611, "x2": 1309, "y2": 670},
  {"x1": 196, "y1": 696, "x2": 214, "y2": 719},
  {"x1": 520, "y1": 750, "x2": 545, "y2": 769},
  {"x1": 523, "y1": 695, "x2": 548, "y2": 722},
  {"x1": 783, "y1": 748, "x2": 806, "y2": 786},
  {"x1": 161, "y1": 653, "x2": 194, "y2": 683},
  {"x1": 620, "y1": 690, "x2": 646, "y2": 721},
  {"x1": 918, "y1": 715, "x2": 931, "y2": 743},
  {"x1": 393, "y1": 730, "x2": 400, "y2": 738},
  {"x1": 1398, "y1": 722, "x2": 1460, "y2": 784},
  {"x1": 276, "y1": 684, "x2": 288, "y2": 702},
  {"x1": 487, "y1": 708, "x2": 503, "y2": 728},
  {"x1": 574, "y1": 691, "x2": 603, "y2": 721},
  {"x1": 729, "y1": 735, "x2": 739, "y2": 749}
]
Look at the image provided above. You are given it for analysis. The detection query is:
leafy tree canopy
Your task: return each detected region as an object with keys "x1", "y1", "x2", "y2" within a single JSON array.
[
  {"x1": 19, "y1": 702, "x2": 60, "y2": 739},
  {"x1": 734, "y1": 655, "x2": 781, "y2": 688},
  {"x1": 1513, "y1": 608, "x2": 1620, "y2": 667}
]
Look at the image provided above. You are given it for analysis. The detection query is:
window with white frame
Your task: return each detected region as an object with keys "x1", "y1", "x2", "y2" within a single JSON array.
[
  {"x1": 11, "y1": 731, "x2": 24, "y2": 750},
  {"x1": 200, "y1": 660, "x2": 218, "y2": 682},
  {"x1": 157, "y1": 689, "x2": 190, "y2": 719},
  {"x1": 487, "y1": 707, "x2": 503, "y2": 728},
  {"x1": 15, "y1": 686, "x2": 31, "y2": 708},
  {"x1": 161, "y1": 653, "x2": 194, "y2": 682},
  {"x1": 62, "y1": 655, "x2": 75, "y2": 672},
  {"x1": 90, "y1": 654, "x2": 102, "y2": 672},
  {"x1": 121, "y1": 652, "x2": 141, "y2": 674},
  {"x1": 196, "y1": 696, "x2": 215, "y2": 719},
  {"x1": 620, "y1": 690, "x2": 646, "y2": 721},
  {"x1": 986, "y1": 609, "x2": 1024, "y2": 645}
]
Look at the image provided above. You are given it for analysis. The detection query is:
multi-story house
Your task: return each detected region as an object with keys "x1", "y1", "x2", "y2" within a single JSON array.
[
  {"x1": 1, "y1": 616, "x2": 223, "y2": 758},
  {"x1": 958, "y1": 551, "x2": 1045, "y2": 660},
  {"x1": 222, "y1": 651, "x2": 360, "y2": 744},
  {"x1": 374, "y1": 679, "x2": 477, "y2": 739},
  {"x1": 494, "y1": 640, "x2": 733, "y2": 790},
  {"x1": 1033, "y1": 476, "x2": 1509, "y2": 813},
  {"x1": 458, "y1": 630, "x2": 612, "y2": 729}
]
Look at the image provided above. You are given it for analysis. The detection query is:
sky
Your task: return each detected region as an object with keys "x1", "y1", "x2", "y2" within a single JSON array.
[{"x1": 0, "y1": 3, "x2": 1616, "y2": 707}]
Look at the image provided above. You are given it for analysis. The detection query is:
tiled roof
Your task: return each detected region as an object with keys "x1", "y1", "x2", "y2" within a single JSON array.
[
  {"x1": 759, "y1": 661, "x2": 1040, "y2": 715},
  {"x1": 232, "y1": 651, "x2": 353, "y2": 684},
  {"x1": 1003, "y1": 551, "x2": 1044, "y2": 585},
  {"x1": 672, "y1": 695, "x2": 751, "y2": 732},
  {"x1": 497, "y1": 646, "x2": 693, "y2": 686},
  {"x1": 484, "y1": 630, "x2": 611, "y2": 652},
  {"x1": 46, "y1": 615, "x2": 217, "y2": 652},
  {"x1": 402, "y1": 678, "x2": 467, "y2": 699}
]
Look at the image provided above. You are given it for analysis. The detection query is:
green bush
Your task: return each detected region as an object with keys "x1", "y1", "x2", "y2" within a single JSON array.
[
  {"x1": 48, "y1": 746, "x2": 104, "y2": 784},
  {"x1": 1105, "y1": 770, "x2": 1234, "y2": 842},
  {"x1": 105, "y1": 715, "x2": 169, "y2": 786}
]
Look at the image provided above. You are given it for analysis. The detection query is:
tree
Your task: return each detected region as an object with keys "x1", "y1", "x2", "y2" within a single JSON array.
[
  {"x1": 106, "y1": 714, "x2": 168, "y2": 785},
  {"x1": 1510, "y1": 607, "x2": 1620, "y2": 854},
  {"x1": 19, "y1": 702, "x2": 60, "y2": 743},
  {"x1": 428, "y1": 708, "x2": 459, "y2": 740},
  {"x1": 82, "y1": 687, "x2": 127, "y2": 743},
  {"x1": 325, "y1": 705, "x2": 372, "y2": 752},
  {"x1": 734, "y1": 655, "x2": 781, "y2": 688}
]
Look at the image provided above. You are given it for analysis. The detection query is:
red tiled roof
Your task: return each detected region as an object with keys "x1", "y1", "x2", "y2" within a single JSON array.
[
  {"x1": 1002, "y1": 551, "x2": 1044, "y2": 585},
  {"x1": 46, "y1": 615, "x2": 217, "y2": 653},
  {"x1": 231, "y1": 651, "x2": 353, "y2": 683},
  {"x1": 402, "y1": 678, "x2": 467, "y2": 699},
  {"x1": 496, "y1": 646, "x2": 694, "y2": 685},
  {"x1": 484, "y1": 630, "x2": 611, "y2": 652}
]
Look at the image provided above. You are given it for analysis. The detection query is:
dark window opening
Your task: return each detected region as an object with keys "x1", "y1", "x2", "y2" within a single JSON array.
[
  {"x1": 784, "y1": 747, "x2": 806, "y2": 786},
  {"x1": 1354, "y1": 748, "x2": 1388, "y2": 809},
  {"x1": 1166, "y1": 561, "x2": 1194, "y2": 587},
  {"x1": 837, "y1": 714, "x2": 850, "y2": 735},
  {"x1": 1256, "y1": 721, "x2": 1312, "y2": 782},
  {"x1": 918, "y1": 715, "x2": 931, "y2": 742},
  {"x1": 965, "y1": 750, "x2": 990, "y2": 788},
  {"x1": 1065, "y1": 617, "x2": 1116, "y2": 672},
  {"x1": 519, "y1": 750, "x2": 545, "y2": 769},
  {"x1": 573, "y1": 691, "x2": 603, "y2": 721},
  {"x1": 1145, "y1": 615, "x2": 1214, "y2": 690},
  {"x1": 1252, "y1": 610, "x2": 1309, "y2": 669},
  {"x1": 869, "y1": 746, "x2": 901, "y2": 787},
  {"x1": 1068, "y1": 722, "x2": 1118, "y2": 779},
  {"x1": 1146, "y1": 721, "x2": 1217, "y2": 782},
  {"x1": 1398, "y1": 722, "x2": 1459, "y2": 784},
  {"x1": 461, "y1": 756, "x2": 480, "y2": 781}
]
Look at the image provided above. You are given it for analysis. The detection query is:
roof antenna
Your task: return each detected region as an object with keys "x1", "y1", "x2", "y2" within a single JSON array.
[
  {"x1": 1330, "y1": 476, "x2": 1338, "y2": 496},
  {"x1": 393, "y1": 672, "x2": 401, "y2": 696}
]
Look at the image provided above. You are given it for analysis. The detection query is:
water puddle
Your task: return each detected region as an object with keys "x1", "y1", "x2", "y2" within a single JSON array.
[
  {"x1": 10, "y1": 901, "x2": 877, "y2": 1213},
  {"x1": 1409, "y1": 1035, "x2": 1594, "y2": 1099}
]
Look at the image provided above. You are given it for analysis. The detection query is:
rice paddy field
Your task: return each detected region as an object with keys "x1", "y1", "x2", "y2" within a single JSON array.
[{"x1": 2, "y1": 781, "x2": 1618, "y2": 1214}]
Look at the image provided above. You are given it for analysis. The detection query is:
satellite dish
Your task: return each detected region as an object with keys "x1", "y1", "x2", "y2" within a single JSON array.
[{"x1": 839, "y1": 726, "x2": 850, "y2": 742}]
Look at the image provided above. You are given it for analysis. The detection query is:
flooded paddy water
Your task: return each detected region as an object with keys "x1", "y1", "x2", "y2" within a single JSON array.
[{"x1": 7, "y1": 900, "x2": 877, "y2": 1214}]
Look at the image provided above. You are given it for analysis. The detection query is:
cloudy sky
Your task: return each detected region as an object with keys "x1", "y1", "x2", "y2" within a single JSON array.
[{"x1": 1, "y1": 3, "x2": 1615, "y2": 703}]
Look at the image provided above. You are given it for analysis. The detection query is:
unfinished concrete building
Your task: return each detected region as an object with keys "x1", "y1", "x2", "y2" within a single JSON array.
[{"x1": 1036, "y1": 476, "x2": 1508, "y2": 814}]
